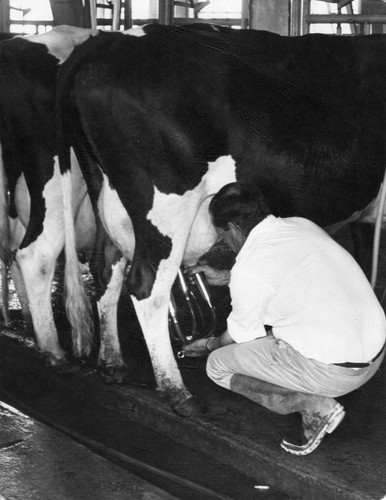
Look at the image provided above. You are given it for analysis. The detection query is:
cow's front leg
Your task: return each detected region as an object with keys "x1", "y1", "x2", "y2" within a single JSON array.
[
  {"x1": 132, "y1": 268, "x2": 206, "y2": 417},
  {"x1": 97, "y1": 254, "x2": 129, "y2": 383}
]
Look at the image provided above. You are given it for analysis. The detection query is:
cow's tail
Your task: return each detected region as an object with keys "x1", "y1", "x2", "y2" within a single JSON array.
[
  {"x1": 59, "y1": 161, "x2": 94, "y2": 358},
  {"x1": 1, "y1": 260, "x2": 9, "y2": 326},
  {"x1": 0, "y1": 144, "x2": 11, "y2": 267},
  {"x1": 56, "y1": 70, "x2": 94, "y2": 358},
  {"x1": 0, "y1": 144, "x2": 11, "y2": 326}
]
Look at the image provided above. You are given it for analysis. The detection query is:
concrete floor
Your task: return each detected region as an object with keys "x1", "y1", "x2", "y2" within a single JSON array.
[{"x1": 0, "y1": 400, "x2": 176, "y2": 500}]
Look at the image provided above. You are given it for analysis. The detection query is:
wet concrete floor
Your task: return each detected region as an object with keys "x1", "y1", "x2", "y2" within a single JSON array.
[
  {"x1": 0, "y1": 355, "x2": 286, "y2": 500},
  {"x1": 0, "y1": 400, "x2": 176, "y2": 500}
]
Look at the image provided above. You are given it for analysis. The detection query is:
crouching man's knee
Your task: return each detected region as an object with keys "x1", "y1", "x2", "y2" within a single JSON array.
[{"x1": 206, "y1": 349, "x2": 234, "y2": 390}]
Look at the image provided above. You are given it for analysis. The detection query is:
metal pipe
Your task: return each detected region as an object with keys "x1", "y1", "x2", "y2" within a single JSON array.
[
  {"x1": 289, "y1": 0, "x2": 303, "y2": 36},
  {"x1": 371, "y1": 168, "x2": 386, "y2": 288},
  {"x1": 163, "y1": 0, "x2": 174, "y2": 25},
  {"x1": 177, "y1": 268, "x2": 198, "y2": 338},
  {"x1": 89, "y1": 0, "x2": 97, "y2": 29},
  {"x1": 306, "y1": 13, "x2": 386, "y2": 24},
  {"x1": 192, "y1": 272, "x2": 217, "y2": 337},
  {"x1": 169, "y1": 294, "x2": 187, "y2": 345},
  {"x1": 112, "y1": 0, "x2": 121, "y2": 30}
]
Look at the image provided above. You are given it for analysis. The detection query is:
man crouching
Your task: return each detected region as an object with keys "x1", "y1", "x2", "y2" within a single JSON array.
[{"x1": 184, "y1": 182, "x2": 386, "y2": 456}]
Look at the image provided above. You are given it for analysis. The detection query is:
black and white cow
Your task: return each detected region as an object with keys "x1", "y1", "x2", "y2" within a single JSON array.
[
  {"x1": 0, "y1": 26, "x2": 99, "y2": 365},
  {"x1": 57, "y1": 24, "x2": 386, "y2": 415}
]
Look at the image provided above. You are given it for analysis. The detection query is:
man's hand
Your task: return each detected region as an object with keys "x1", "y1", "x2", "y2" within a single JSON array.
[
  {"x1": 187, "y1": 264, "x2": 230, "y2": 286},
  {"x1": 183, "y1": 331, "x2": 235, "y2": 357},
  {"x1": 183, "y1": 337, "x2": 212, "y2": 357}
]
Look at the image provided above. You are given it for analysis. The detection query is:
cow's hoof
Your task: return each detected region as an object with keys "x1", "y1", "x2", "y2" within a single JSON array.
[
  {"x1": 45, "y1": 355, "x2": 81, "y2": 374},
  {"x1": 99, "y1": 364, "x2": 130, "y2": 385},
  {"x1": 158, "y1": 391, "x2": 208, "y2": 417},
  {"x1": 173, "y1": 396, "x2": 207, "y2": 417}
]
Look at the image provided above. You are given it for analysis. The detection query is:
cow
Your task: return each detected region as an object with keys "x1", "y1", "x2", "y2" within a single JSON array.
[
  {"x1": 56, "y1": 24, "x2": 385, "y2": 415},
  {"x1": 0, "y1": 26, "x2": 100, "y2": 367}
]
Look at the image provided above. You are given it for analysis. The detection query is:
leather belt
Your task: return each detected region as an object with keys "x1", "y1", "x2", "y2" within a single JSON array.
[{"x1": 334, "y1": 343, "x2": 385, "y2": 368}]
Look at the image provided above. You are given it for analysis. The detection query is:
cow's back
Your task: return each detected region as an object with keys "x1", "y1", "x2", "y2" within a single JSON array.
[{"x1": 57, "y1": 25, "x2": 386, "y2": 229}]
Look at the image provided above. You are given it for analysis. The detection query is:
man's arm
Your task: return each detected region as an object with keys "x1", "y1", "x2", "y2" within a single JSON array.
[
  {"x1": 187, "y1": 264, "x2": 230, "y2": 286},
  {"x1": 184, "y1": 264, "x2": 271, "y2": 357},
  {"x1": 183, "y1": 330, "x2": 234, "y2": 357}
]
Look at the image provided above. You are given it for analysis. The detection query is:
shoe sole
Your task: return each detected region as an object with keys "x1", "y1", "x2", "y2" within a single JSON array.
[{"x1": 281, "y1": 404, "x2": 345, "y2": 456}]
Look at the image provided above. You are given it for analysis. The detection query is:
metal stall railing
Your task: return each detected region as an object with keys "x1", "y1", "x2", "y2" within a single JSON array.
[{"x1": 291, "y1": 0, "x2": 386, "y2": 36}]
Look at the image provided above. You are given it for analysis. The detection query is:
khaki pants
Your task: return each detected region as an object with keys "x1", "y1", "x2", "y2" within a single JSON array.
[{"x1": 206, "y1": 335, "x2": 384, "y2": 398}]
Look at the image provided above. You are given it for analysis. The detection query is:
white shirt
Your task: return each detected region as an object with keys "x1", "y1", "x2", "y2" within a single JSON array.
[{"x1": 227, "y1": 216, "x2": 386, "y2": 364}]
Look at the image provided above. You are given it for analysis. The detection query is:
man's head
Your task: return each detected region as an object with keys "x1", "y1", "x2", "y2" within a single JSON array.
[{"x1": 209, "y1": 182, "x2": 271, "y2": 253}]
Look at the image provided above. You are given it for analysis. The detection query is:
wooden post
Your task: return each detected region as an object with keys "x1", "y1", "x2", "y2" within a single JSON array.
[
  {"x1": 49, "y1": 0, "x2": 85, "y2": 27},
  {"x1": 88, "y1": 0, "x2": 97, "y2": 29},
  {"x1": 289, "y1": 0, "x2": 302, "y2": 36},
  {"x1": 301, "y1": 0, "x2": 309, "y2": 35},
  {"x1": 160, "y1": 0, "x2": 174, "y2": 25},
  {"x1": 112, "y1": 0, "x2": 121, "y2": 30},
  {"x1": 249, "y1": 0, "x2": 290, "y2": 35},
  {"x1": 123, "y1": 0, "x2": 132, "y2": 29},
  {"x1": 241, "y1": 0, "x2": 249, "y2": 29},
  {"x1": 0, "y1": 0, "x2": 10, "y2": 32}
]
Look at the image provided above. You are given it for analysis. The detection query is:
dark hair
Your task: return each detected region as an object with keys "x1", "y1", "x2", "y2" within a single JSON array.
[{"x1": 209, "y1": 182, "x2": 271, "y2": 236}]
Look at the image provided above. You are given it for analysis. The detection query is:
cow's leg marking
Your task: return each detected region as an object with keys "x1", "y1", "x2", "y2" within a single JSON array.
[
  {"x1": 14, "y1": 157, "x2": 94, "y2": 366},
  {"x1": 97, "y1": 254, "x2": 129, "y2": 384},
  {"x1": 14, "y1": 165, "x2": 67, "y2": 364},
  {"x1": 16, "y1": 240, "x2": 65, "y2": 363}
]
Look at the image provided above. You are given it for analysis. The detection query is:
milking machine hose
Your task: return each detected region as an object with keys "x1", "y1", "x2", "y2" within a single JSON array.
[
  {"x1": 176, "y1": 270, "x2": 217, "y2": 359},
  {"x1": 371, "y1": 167, "x2": 386, "y2": 288}
]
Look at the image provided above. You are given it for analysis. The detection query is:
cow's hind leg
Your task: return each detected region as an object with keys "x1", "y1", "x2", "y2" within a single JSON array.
[
  {"x1": 131, "y1": 262, "x2": 207, "y2": 417},
  {"x1": 16, "y1": 239, "x2": 66, "y2": 365},
  {"x1": 8, "y1": 217, "x2": 33, "y2": 330},
  {"x1": 9, "y1": 260, "x2": 33, "y2": 331},
  {"x1": 97, "y1": 253, "x2": 129, "y2": 383}
]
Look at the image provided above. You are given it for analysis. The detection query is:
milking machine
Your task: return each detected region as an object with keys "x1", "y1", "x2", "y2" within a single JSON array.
[{"x1": 168, "y1": 266, "x2": 217, "y2": 359}]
